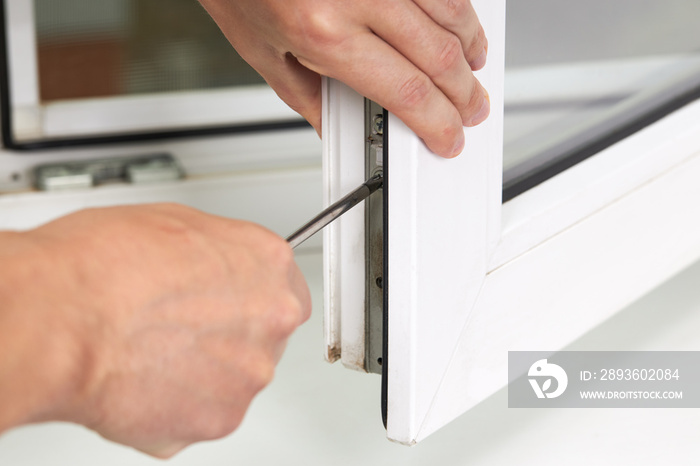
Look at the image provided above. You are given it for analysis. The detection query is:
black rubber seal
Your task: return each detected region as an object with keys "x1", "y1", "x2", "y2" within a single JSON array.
[
  {"x1": 503, "y1": 81, "x2": 700, "y2": 202},
  {"x1": 381, "y1": 108, "x2": 389, "y2": 429}
]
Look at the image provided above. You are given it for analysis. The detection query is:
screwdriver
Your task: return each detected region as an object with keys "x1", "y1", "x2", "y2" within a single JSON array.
[{"x1": 287, "y1": 173, "x2": 383, "y2": 249}]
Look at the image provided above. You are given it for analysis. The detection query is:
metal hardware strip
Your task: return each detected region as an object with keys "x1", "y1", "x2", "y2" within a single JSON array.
[{"x1": 365, "y1": 99, "x2": 385, "y2": 375}]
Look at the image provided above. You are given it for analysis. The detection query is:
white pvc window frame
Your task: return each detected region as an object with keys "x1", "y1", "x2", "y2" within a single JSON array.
[
  {"x1": 3, "y1": 0, "x2": 300, "y2": 143},
  {"x1": 323, "y1": 0, "x2": 700, "y2": 445}
]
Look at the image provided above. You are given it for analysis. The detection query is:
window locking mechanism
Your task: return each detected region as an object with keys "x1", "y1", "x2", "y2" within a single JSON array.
[
  {"x1": 365, "y1": 100, "x2": 385, "y2": 375},
  {"x1": 287, "y1": 99, "x2": 386, "y2": 375}
]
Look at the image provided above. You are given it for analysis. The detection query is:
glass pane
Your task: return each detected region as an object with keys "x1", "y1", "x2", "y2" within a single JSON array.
[
  {"x1": 503, "y1": 0, "x2": 700, "y2": 199},
  {"x1": 34, "y1": 0, "x2": 265, "y2": 103}
]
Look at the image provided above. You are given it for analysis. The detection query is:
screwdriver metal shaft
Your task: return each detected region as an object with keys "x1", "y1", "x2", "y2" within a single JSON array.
[{"x1": 287, "y1": 173, "x2": 383, "y2": 249}]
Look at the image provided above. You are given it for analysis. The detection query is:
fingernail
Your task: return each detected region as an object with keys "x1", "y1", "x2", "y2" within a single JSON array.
[
  {"x1": 469, "y1": 89, "x2": 490, "y2": 127},
  {"x1": 472, "y1": 47, "x2": 488, "y2": 71}
]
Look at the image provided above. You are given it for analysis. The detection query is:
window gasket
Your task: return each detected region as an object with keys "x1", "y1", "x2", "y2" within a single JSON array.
[{"x1": 503, "y1": 76, "x2": 700, "y2": 202}]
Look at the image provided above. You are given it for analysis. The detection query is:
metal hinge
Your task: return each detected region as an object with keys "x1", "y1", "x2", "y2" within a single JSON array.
[{"x1": 34, "y1": 153, "x2": 183, "y2": 191}]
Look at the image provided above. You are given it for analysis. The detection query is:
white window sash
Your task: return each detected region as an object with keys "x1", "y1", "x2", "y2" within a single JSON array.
[{"x1": 323, "y1": 0, "x2": 700, "y2": 445}]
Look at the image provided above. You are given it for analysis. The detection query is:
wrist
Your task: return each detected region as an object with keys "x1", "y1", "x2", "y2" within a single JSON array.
[{"x1": 0, "y1": 231, "x2": 93, "y2": 432}]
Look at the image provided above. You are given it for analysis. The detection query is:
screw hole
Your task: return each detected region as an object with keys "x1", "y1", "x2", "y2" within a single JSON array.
[
  {"x1": 377, "y1": 357, "x2": 383, "y2": 366},
  {"x1": 376, "y1": 277, "x2": 383, "y2": 289}
]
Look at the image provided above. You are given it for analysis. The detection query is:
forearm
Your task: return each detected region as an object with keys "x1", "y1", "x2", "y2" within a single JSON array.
[{"x1": 0, "y1": 231, "x2": 83, "y2": 432}]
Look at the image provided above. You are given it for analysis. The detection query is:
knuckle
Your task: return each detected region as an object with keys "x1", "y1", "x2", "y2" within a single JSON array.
[
  {"x1": 477, "y1": 24, "x2": 487, "y2": 45},
  {"x1": 467, "y1": 25, "x2": 487, "y2": 59},
  {"x1": 467, "y1": 79, "x2": 483, "y2": 111},
  {"x1": 275, "y1": 295, "x2": 304, "y2": 337},
  {"x1": 435, "y1": 36, "x2": 464, "y2": 77},
  {"x1": 305, "y1": 14, "x2": 338, "y2": 48},
  {"x1": 442, "y1": 124, "x2": 463, "y2": 143},
  {"x1": 446, "y1": 0, "x2": 471, "y2": 19},
  {"x1": 266, "y1": 238, "x2": 296, "y2": 276},
  {"x1": 201, "y1": 410, "x2": 245, "y2": 441},
  {"x1": 228, "y1": 353, "x2": 275, "y2": 400},
  {"x1": 397, "y1": 74, "x2": 433, "y2": 108},
  {"x1": 434, "y1": 123, "x2": 463, "y2": 153},
  {"x1": 248, "y1": 359, "x2": 276, "y2": 392},
  {"x1": 241, "y1": 222, "x2": 292, "y2": 265},
  {"x1": 147, "y1": 444, "x2": 186, "y2": 460},
  {"x1": 261, "y1": 293, "x2": 303, "y2": 341},
  {"x1": 299, "y1": 292, "x2": 312, "y2": 323},
  {"x1": 272, "y1": 234, "x2": 295, "y2": 264},
  {"x1": 286, "y1": 7, "x2": 344, "y2": 58}
]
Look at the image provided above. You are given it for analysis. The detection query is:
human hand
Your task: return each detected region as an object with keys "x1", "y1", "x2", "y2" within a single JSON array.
[
  {"x1": 0, "y1": 204, "x2": 310, "y2": 458},
  {"x1": 199, "y1": 0, "x2": 489, "y2": 158}
]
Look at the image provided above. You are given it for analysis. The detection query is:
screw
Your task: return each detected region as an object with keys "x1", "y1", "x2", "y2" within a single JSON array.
[{"x1": 372, "y1": 114, "x2": 384, "y2": 136}]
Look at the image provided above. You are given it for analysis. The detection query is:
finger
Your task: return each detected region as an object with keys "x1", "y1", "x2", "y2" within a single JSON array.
[
  {"x1": 252, "y1": 51, "x2": 323, "y2": 136},
  {"x1": 298, "y1": 33, "x2": 466, "y2": 157},
  {"x1": 367, "y1": 0, "x2": 488, "y2": 127},
  {"x1": 197, "y1": 0, "x2": 323, "y2": 134},
  {"x1": 288, "y1": 261, "x2": 312, "y2": 324},
  {"x1": 411, "y1": 0, "x2": 488, "y2": 70}
]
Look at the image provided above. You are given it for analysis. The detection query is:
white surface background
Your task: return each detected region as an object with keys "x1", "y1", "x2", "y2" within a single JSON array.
[{"x1": 2, "y1": 250, "x2": 700, "y2": 465}]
